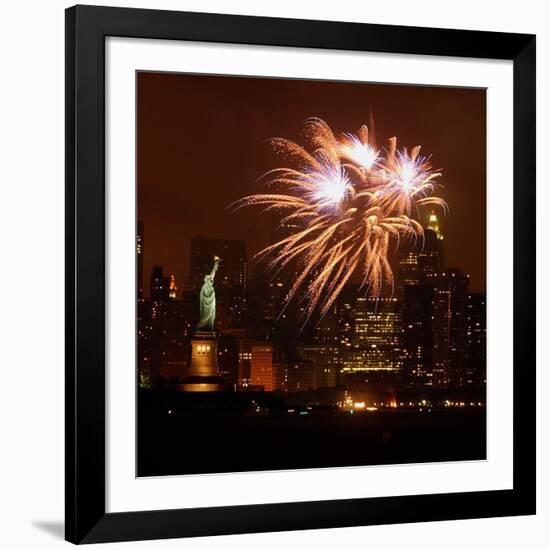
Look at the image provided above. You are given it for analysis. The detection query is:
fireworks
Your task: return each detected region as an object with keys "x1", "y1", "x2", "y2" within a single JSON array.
[{"x1": 233, "y1": 118, "x2": 446, "y2": 324}]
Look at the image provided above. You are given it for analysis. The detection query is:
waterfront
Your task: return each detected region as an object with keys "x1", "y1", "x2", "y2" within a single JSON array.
[{"x1": 138, "y1": 391, "x2": 486, "y2": 477}]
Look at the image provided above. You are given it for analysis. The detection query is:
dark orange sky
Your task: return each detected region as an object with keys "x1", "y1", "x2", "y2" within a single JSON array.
[{"x1": 137, "y1": 72, "x2": 486, "y2": 293}]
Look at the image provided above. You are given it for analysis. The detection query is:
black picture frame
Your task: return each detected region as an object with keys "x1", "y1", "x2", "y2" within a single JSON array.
[{"x1": 65, "y1": 4, "x2": 536, "y2": 544}]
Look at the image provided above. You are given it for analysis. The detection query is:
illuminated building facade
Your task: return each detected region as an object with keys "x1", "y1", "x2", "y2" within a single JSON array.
[
  {"x1": 249, "y1": 343, "x2": 274, "y2": 391},
  {"x1": 402, "y1": 268, "x2": 470, "y2": 388},
  {"x1": 137, "y1": 297, "x2": 155, "y2": 388},
  {"x1": 168, "y1": 274, "x2": 178, "y2": 300},
  {"x1": 402, "y1": 285, "x2": 433, "y2": 386},
  {"x1": 427, "y1": 209, "x2": 444, "y2": 240},
  {"x1": 138, "y1": 266, "x2": 194, "y2": 387},
  {"x1": 418, "y1": 229, "x2": 444, "y2": 283},
  {"x1": 465, "y1": 292, "x2": 487, "y2": 386},
  {"x1": 297, "y1": 343, "x2": 338, "y2": 388},
  {"x1": 339, "y1": 298, "x2": 402, "y2": 380},
  {"x1": 137, "y1": 220, "x2": 144, "y2": 298},
  {"x1": 150, "y1": 265, "x2": 170, "y2": 303},
  {"x1": 397, "y1": 223, "x2": 443, "y2": 296},
  {"x1": 445, "y1": 268, "x2": 470, "y2": 387},
  {"x1": 157, "y1": 300, "x2": 192, "y2": 381},
  {"x1": 216, "y1": 333, "x2": 240, "y2": 388},
  {"x1": 335, "y1": 285, "x2": 356, "y2": 355},
  {"x1": 398, "y1": 251, "x2": 419, "y2": 290},
  {"x1": 361, "y1": 299, "x2": 403, "y2": 373},
  {"x1": 238, "y1": 347, "x2": 252, "y2": 388},
  {"x1": 273, "y1": 362, "x2": 316, "y2": 393}
]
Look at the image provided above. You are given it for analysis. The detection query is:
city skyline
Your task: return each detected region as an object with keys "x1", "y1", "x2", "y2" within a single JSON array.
[{"x1": 137, "y1": 213, "x2": 486, "y2": 394}]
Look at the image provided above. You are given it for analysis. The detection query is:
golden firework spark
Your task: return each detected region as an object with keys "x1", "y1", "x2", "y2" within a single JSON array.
[{"x1": 233, "y1": 118, "x2": 446, "y2": 324}]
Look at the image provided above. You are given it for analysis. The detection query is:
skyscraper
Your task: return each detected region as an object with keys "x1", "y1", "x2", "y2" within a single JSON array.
[
  {"x1": 150, "y1": 265, "x2": 170, "y2": 303},
  {"x1": 339, "y1": 297, "x2": 403, "y2": 383},
  {"x1": 139, "y1": 266, "x2": 195, "y2": 386},
  {"x1": 402, "y1": 284, "x2": 434, "y2": 386},
  {"x1": 297, "y1": 343, "x2": 338, "y2": 388},
  {"x1": 216, "y1": 333, "x2": 240, "y2": 388},
  {"x1": 427, "y1": 210, "x2": 444, "y2": 241},
  {"x1": 418, "y1": 229, "x2": 444, "y2": 283},
  {"x1": 465, "y1": 292, "x2": 487, "y2": 386},
  {"x1": 168, "y1": 274, "x2": 178, "y2": 300},
  {"x1": 428, "y1": 268, "x2": 470, "y2": 387},
  {"x1": 137, "y1": 220, "x2": 144, "y2": 298},
  {"x1": 402, "y1": 268, "x2": 470, "y2": 388},
  {"x1": 397, "y1": 227, "x2": 443, "y2": 296},
  {"x1": 157, "y1": 299, "x2": 192, "y2": 381},
  {"x1": 273, "y1": 361, "x2": 316, "y2": 393},
  {"x1": 137, "y1": 297, "x2": 155, "y2": 388},
  {"x1": 250, "y1": 343, "x2": 274, "y2": 391},
  {"x1": 359, "y1": 298, "x2": 403, "y2": 373}
]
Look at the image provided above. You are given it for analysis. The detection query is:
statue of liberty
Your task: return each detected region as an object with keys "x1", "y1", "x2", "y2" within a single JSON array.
[{"x1": 197, "y1": 256, "x2": 220, "y2": 331}]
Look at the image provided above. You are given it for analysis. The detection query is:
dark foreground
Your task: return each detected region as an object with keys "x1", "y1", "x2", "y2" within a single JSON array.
[{"x1": 137, "y1": 390, "x2": 486, "y2": 477}]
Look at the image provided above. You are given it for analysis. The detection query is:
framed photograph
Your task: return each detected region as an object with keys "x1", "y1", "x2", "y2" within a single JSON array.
[{"x1": 65, "y1": 5, "x2": 536, "y2": 544}]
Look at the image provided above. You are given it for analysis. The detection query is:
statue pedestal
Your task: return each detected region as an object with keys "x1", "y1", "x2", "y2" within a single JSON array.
[
  {"x1": 188, "y1": 332, "x2": 218, "y2": 377},
  {"x1": 178, "y1": 331, "x2": 227, "y2": 392}
]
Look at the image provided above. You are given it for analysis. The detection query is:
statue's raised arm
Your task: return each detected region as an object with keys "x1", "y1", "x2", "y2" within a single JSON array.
[{"x1": 209, "y1": 256, "x2": 220, "y2": 280}]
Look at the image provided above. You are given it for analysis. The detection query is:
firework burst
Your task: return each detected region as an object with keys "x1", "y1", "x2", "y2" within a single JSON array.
[{"x1": 233, "y1": 117, "x2": 446, "y2": 325}]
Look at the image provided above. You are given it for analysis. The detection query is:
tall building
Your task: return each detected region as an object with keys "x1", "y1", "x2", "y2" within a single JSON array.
[
  {"x1": 290, "y1": 304, "x2": 340, "y2": 388},
  {"x1": 273, "y1": 361, "x2": 316, "y2": 393},
  {"x1": 402, "y1": 285, "x2": 434, "y2": 386},
  {"x1": 335, "y1": 284, "x2": 357, "y2": 350},
  {"x1": 137, "y1": 220, "x2": 144, "y2": 298},
  {"x1": 398, "y1": 251, "x2": 419, "y2": 289},
  {"x1": 168, "y1": 274, "x2": 178, "y2": 300},
  {"x1": 249, "y1": 343, "x2": 273, "y2": 391},
  {"x1": 402, "y1": 268, "x2": 470, "y2": 388},
  {"x1": 217, "y1": 333, "x2": 240, "y2": 388},
  {"x1": 190, "y1": 237, "x2": 247, "y2": 329},
  {"x1": 360, "y1": 298, "x2": 403, "y2": 373},
  {"x1": 138, "y1": 266, "x2": 194, "y2": 387},
  {"x1": 237, "y1": 341, "x2": 252, "y2": 388},
  {"x1": 427, "y1": 210, "x2": 444, "y2": 240},
  {"x1": 157, "y1": 299, "x2": 192, "y2": 381},
  {"x1": 340, "y1": 297, "x2": 402, "y2": 381},
  {"x1": 397, "y1": 218, "x2": 444, "y2": 297},
  {"x1": 137, "y1": 298, "x2": 155, "y2": 388},
  {"x1": 213, "y1": 328, "x2": 256, "y2": 390},
  {"x1": 248, "y1": 257, "x2": 303, "y2": 350},
  {"x1": 418, "y1": 229, "x2": 444, "y2": 283},
  {"x1": 140, "y1": 266, "x2": 170, "y2": 386},
  {"x1": 297, "y1": 343, "x2": 338, "y2": 388},
  {"x1": 251, "y1": 265, "x2": 288, "y2": 323},
  {"x1": 465, "y1": 293, "x2": 487, "y2": 386},
  {"x1": 428, "y1": 268, "x2": 469, "y2": 387},
  {"x1": 150, "y1": 266, "x2": 170, "y2": 303}
]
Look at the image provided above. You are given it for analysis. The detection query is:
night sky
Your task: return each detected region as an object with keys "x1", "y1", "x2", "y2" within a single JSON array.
[{"x1": 137, "y1": 72, "x2": 486, "y2": 294}]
